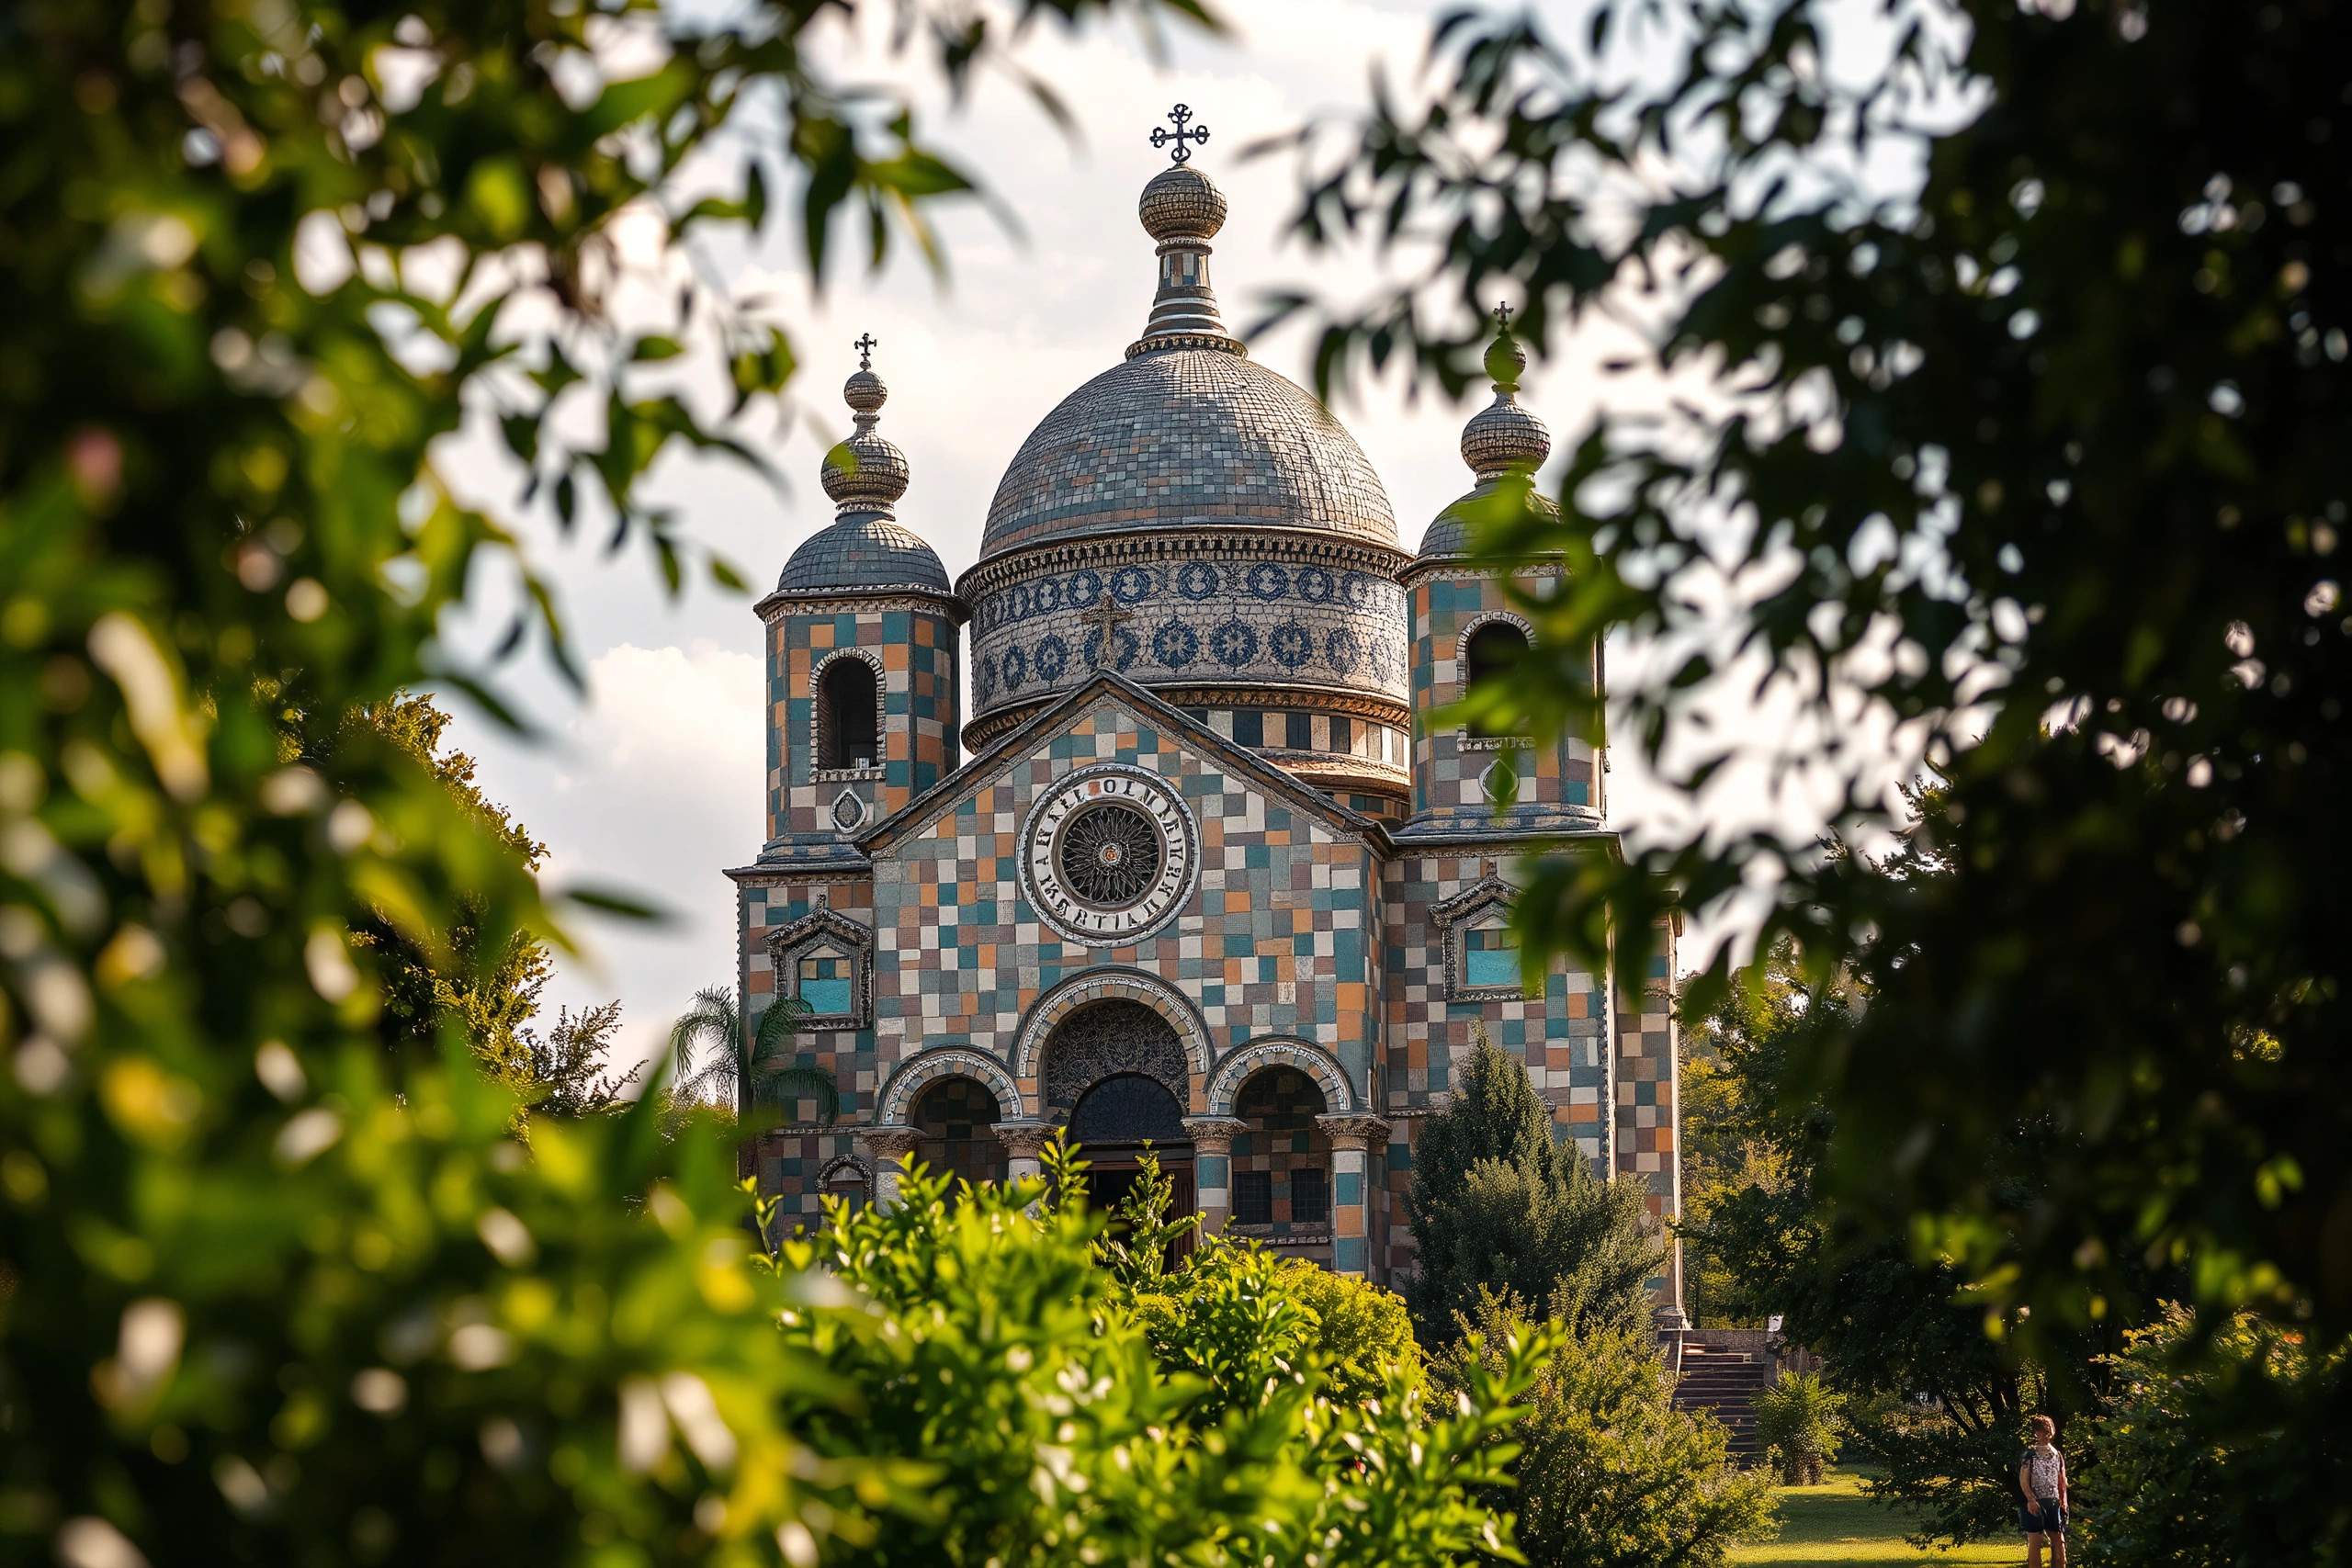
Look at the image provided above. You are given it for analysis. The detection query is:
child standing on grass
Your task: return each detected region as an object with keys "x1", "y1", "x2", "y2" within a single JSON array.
[{"x1": 2018, "y1": 1415, "x2": 2069, "y2": 1568}]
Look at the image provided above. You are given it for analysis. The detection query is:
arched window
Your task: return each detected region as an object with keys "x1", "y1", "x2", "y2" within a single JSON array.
[
  {"x1": 816, "y1": 657, "x2": 879, "y2": 770},
  {"x1": 1463, "y1": 622, "x2": 1529, "y2": 739}
]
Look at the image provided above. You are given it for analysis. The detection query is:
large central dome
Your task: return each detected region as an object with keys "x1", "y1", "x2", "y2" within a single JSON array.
[
  {"x1": 977, "y1": 349, "x2": 1397, "y2": 559},
  {"x1": 957, "y1": 154, "x2": 1412, "y2": 808}
]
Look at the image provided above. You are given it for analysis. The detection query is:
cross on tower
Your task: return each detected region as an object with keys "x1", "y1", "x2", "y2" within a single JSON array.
[
  {"x1": 1492, "y1": 301, "x2": 1514, "y2": 334},
  {"x1": 1150, "y1": 103, "x2": 1210, "y2": 164},
  {"x1": 1079, "y1": 588, "x2": 1136, "y2": 669},
  {"x1": 854, "y1": 332, "x2": 878, "y2": 370}
]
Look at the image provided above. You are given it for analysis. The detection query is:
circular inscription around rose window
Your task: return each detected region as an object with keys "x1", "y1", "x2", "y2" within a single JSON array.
[{"x1": 1019, "y1": 763, "x2": 1199, "y2": 946}]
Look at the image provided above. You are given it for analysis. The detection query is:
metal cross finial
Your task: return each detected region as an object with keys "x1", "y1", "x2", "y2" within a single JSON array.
[
  {"x1": 1492, "y1": 301, "x2": 1514, "y2": 334},
  {"x1": 1079, "y1": 588, "x2": 1136, "y2": 669},
  {"x1": 1150, "y1": 103, "x2": 1210, "y2": 164},
  {"x1": 854, "y1": 332, "x2": 878, "y2": 370}
]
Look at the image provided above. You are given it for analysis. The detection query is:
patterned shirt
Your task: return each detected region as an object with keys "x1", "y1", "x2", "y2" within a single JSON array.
[{"x1": 2025, "y1": 1446, "x2": 2066, "y2": 1500}]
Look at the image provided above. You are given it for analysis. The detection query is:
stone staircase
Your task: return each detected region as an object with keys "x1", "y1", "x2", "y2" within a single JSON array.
[{"x1": 1671, "y1": 1342, "x2": 1773, "y2": 1460}]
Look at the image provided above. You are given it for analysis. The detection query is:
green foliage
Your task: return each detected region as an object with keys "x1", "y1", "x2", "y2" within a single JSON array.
[
  {"x1": 1753, "y1": 1371, "x2": 1845, "y2": 1486},
  {"x1": 1674, "y1": 946, "x2": 2102, "y2": 1545},
  {"x1": 1109, "y1": 1148, "x2": 1419, "y2": 1412},
  {"x1": 792, "y1": 1144, "x2": 1550, "y2": 1568},
  {"x1": 1432, "y1": 1292, "x2": 1778, "y2": 1568},
  {"x1": 516, "y1": 1000, "x2": 641, "y2": 1118},
  {"x1": 1282, "y1": 0, "x2": 2352, "y2": 1371},
  {"x1": 2079, "y1": 1303, "x2": 2352, "y2": 1568},
  {"x1": 667, "y1": 984, "x2": 831, "y2": 1125},
  {"x1": 0, "y1": 0, "x2": 1216, "y2": 1560},
  {"x1": 1410, "y1": 1033, "x2": 1660, "y2": 1341}
]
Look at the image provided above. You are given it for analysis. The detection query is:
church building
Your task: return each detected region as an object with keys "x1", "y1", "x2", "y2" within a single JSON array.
[{"x1": 727, "y1": 115, "x2": 1681, "y2": 1298}]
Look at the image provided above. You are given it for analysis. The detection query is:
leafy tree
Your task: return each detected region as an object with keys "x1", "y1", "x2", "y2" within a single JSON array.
[
  {"x1": 666, "y1": 983, "x2": 834, "y2": 1123},
  {"x1": 789, "y1": 1145, "x2": 1551, "y2": 1568},
  {"x1": 1753, "y1": 1370, "x2": 1845, "y2": 1486},
  {"x1": 1280, "y1": 0, "x2": 2352, "y2": 1468},
  {"x1": 1431, "y1": 1291, "x2": 1777, "y2": 1568},
  {"x1": 1409, "y1": 1032, "x2": 1661, "y2": 1341},
  {"x1": 515, "y1": 998, "x2": 640, "y2": 1117},
  {"x1": 0, "y1": 0, "x2": 1216, "y2": 1559},
  {"x1": 1276, "y1": 1257, "x2": 1422, "y2": 1406},
  {"x1": 1679, "y1": 944, "x2": 2106, "y2": 1544},
  {"x1": 2079, "y1": 1303, "x2": 2351, "y2": 1568}
]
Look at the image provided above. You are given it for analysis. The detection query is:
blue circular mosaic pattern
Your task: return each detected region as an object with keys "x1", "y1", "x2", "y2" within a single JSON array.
[
  {"x1": 1035, "y1": 635, "x2": 1070, "y2": 682},
  {"x1": 1211, "y1": 618, "x2": 1258, "y2": 668},
  {"x1": 1112, "y1": 566, "x2": 1156, "y2": 604},
  {"x1": 1268, "y1": 622, "x2": 1314, "y2": 670},
  {"x1": 1066, "y1": 569, "x2": 1102, "y2": 608},
  {"x1": 1152, "y1": 618, "x2": 1200, "y2": 669},
  {"x1": 1324, "y1": 627, "x2": 1360, "y2": 674},
  {"x1": 1246, "y1": 562, "x2": 1291, "y2": 601},
  {"x1": 1295, "y1": 566, "x2": 1335, "y2": 603},
  {"x1": 1176, "y1": 561, "x2": 1220, "y2": 601},
  {"x1": 1001, "y1": 645, "x2": 1027, "y2": 690}
]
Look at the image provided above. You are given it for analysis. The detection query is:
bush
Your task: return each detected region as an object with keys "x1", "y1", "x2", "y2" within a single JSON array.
[
  {"x1": 1432, "y1": 1292, "x2": 1777, "y2": 1568},
  {"x1": 796, "y1": 1147, "x2": 1549, "y2": 1567},
  {"x1": 1753, "y1": 1371, "x2": 1845, "y2": 1485},
  {"x1": 2078, "y1": 1304, "x2": 2352, "y2": 1568}
]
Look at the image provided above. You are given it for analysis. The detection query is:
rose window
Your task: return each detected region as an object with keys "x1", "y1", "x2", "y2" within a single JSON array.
[{"x1": 1057, "y1": 803, "x2": 1162, "y2": 906}]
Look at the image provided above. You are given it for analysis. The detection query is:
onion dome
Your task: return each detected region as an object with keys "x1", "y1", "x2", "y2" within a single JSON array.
[
  {"x1": 778, "y1": 344, "x2": 950, "y2": 593},
  {"x1": 1420, "y1": 315, "x2": 1557, "y2": 559}
]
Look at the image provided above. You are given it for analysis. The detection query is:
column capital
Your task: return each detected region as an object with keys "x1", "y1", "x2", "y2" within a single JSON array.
[
  {"x1": 861, "y1": 1126, "x2": 920, "y2": 1163},
  {"x1": 1181, "y1": 1115, "x2": 1247, "y2": 1153},
  {"x1": 991, "y1": 1120, "x2": 1058, "y2": 1161},
  {"x1": 1316, "y1": 1113, "x2": 1392, "y2": 1153}
]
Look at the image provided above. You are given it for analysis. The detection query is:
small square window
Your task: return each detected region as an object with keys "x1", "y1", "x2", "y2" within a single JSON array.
[
  {"x1": 1233, "y1": 1169, "x2": 1272, "y2": 1226},
  {"x1": 797, "y1": 954, "x2": 853, "y2": 1016},
  {"x1": 1464, "y1": 927, "x2": 1518, "y2": 988},
  {"x1": 1290, "y1": 1166, "x2": 1329, "y2": 1225}
]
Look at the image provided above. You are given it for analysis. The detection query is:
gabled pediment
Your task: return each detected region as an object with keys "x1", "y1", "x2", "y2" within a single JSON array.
[{"x1": 854, "y1": 671, "x2": 1387, "y2": 858}]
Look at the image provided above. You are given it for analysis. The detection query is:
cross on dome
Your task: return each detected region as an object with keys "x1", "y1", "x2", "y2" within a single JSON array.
[
  {"x1": 1492, "y1": 301, "x2": 1514, "y2": 333},
  {"x1": 1150, "y1": 103, "x2": 1210, "y2": 164},
  {"x1": 854, "y1": 332, "x2": 878, "y2": 370},
  {"x1": 1079, "y1": 589, "x2": 1136, "y2": 667}
]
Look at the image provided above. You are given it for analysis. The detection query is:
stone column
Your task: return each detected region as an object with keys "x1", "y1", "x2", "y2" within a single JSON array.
[
  {"x1": 1317, "y1": 1114, "x2": 1391, "y2": 1279},
  {"x1": 992, "y1": 1121, "x2": 1057, "y2": 1187},
  {"x1": 1181, "y1": 1116, "x2": 1247, "y2": 1238},
  {"x1": 861, "y1": 1127, "x2": 920, "y2": 1209}
]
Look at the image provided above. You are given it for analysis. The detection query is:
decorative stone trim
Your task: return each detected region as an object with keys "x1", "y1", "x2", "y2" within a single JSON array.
[
  {"x1": 877, "y1": 1045, "x2": 1021, "y2": 1126},
  {"x1": 991, "y1": 1121, "x2": 1059, "y2": 1162},
  {"x1": 861, "y1": 1127, "x2": 920, "y2": 1161},
  {"x1": 958, "y1": 525, "x2": 1412, "y2": 603},
  {"x1": 1454, "y1": 608, "x2": 1538, "y2": 654},
  {"x1": 756, "y1": 589, "x2": 967, "y2": 624},
  {"x1": 967, "y1": 681, "x2": 1409, "y2": 751},
  {"x1": 1179, "y1": 1115, "x2": 1247, "y2": 1154},
  {"x1": 1396, "y1": 558, "x2": 1566, "y2": 589},
  {"x1": 1012, "y1": 969, "x2": 1216, "y2": 1092},
  {"x1": 1432, "y1": 875, "x2": 1525, "y2": 1002},
  {"x1": 1316, "y1": 1113, "x2": 1392, "y2": 1153},
  {"x1": 1204, "y1": 1037, "x2": 1356, "y2": 1117},
  {"x1": 816, "y1": 1154, "x2": 873, "y2": 1200},
  {"x1": 810, "y1": 648, "x2": 888, "y2": 774},
  {"x1": 763, "y1": 905, "x2": 876, "y2": 1030}
]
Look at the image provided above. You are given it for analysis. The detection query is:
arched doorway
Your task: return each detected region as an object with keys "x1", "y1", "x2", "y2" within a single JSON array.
[
  {"x1": 1039, "y1": 999, "x2": 1193, "y2": 1224},
  {"x1": 910, "y1": 1076, "x2": 1007, "y2": 1189},
  {"x1": 1228, "y1": 1065, "x2": 1331, "y2": 1259}
]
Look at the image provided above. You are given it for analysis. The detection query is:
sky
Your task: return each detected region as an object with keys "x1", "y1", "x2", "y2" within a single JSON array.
[{"x1": 433, "y1": 0, "x2": 1898, "y2": 1084}]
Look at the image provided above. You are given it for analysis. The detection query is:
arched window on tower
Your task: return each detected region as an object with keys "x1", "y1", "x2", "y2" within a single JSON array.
[
  {"x1": 1463, "y1": 622, "x2": 1529, "y2": 739},
  {"x1": 816, "y1": 657, "x2": 879, "y2": 770}
]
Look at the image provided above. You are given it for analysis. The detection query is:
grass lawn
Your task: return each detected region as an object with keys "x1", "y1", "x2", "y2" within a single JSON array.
[{"x1": 1733, "y1": 1469, "x2": 2019, "y2": 1568}]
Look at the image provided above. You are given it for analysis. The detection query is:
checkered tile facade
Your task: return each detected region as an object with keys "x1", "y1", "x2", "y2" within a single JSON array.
[
  {"x1": 767, "y1": 603, "x2": 960, "y2": 841},
  {"x1": 1401, "y1": 567, "x2": 1602, "y2": 825}
]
